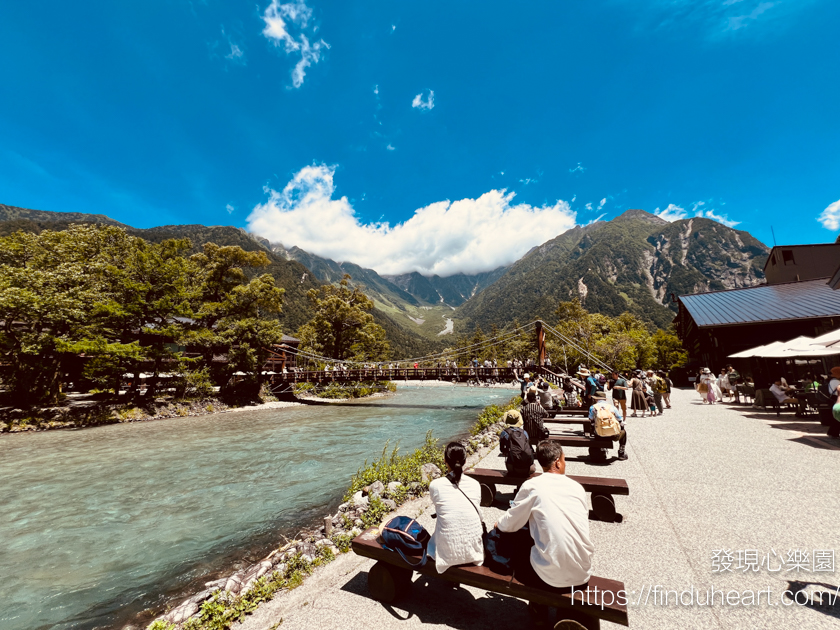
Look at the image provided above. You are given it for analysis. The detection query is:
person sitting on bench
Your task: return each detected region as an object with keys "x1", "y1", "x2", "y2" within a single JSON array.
[
  {"x1": 494, "y1": 441, "x2": 594, "y2": 626},
  {"x1": 589, "y1": 391, "x2": 628, "y2": 461},
  {"x1": 427, "y1": 442, "x2": 485, "y2": 574},
  {"x1": 499, "y1": 410, "x2": 536, "y2": 476}
]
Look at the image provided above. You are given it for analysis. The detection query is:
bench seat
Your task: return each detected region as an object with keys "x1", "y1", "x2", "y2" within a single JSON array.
[
  {"x1": 465, "y1": 468, "x2": 628, "y2": 520},
  {"x1": 352, "y1": 527, "x2": 629, "y2": 629}
]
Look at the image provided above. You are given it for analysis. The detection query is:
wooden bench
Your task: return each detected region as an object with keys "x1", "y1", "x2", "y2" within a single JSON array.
[
  {"x1": 547, "y1": 408, "x2": 590, "y2": 417},
  {"x1": 465, "y1": 468, "x2": 629, "y2": 521},
  {"x1": 352, "y1": 528, "x2": 629, "y2": 629},
  {"x1": 544, "y1": 417, "x2": 591, "y2": 429},
  {"x1": 546, "y1": 434, "x2": 618, "y2": 461}
]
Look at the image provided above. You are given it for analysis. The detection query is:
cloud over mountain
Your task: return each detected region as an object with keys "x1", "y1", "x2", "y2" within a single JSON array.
[{"x1": 247, "y1": 164, "x2": 577, "y2": 276}]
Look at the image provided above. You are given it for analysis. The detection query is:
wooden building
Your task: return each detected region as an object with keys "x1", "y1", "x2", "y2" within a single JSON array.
[{"x1": 675, "y1": 243, "x2": 840, "y2": 373}]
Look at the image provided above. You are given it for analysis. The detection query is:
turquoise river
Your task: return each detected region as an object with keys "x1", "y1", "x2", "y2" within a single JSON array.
[{"x1": 0, "y1": 384, "x2": 516, "y2": 630}]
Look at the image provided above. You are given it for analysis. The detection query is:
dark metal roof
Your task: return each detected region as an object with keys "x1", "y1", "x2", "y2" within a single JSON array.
[{"x1": 679, "y1": 278, "x2": 840, "y2": 328}]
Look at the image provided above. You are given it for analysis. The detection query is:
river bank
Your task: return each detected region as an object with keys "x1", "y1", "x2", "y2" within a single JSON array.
[
  {"x1": 1, "y1": 385, "x2": 515, "y2": 630},
  {"x1": 0, "y1": 395, "x2": 305, "y2": 434},
  {"x1": 144, "y1": 393, "x2": 518, "y2": 630}
]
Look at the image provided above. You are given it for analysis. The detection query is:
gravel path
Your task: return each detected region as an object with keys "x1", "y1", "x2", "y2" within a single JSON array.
[{"x1": 235, "y1": 388, "x2": 840, "y2": 630}]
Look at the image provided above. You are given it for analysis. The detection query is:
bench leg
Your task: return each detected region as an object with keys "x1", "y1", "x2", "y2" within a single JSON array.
[
  {"x1": 591, "y1": 493, "x2": 617, "y2": 522},
  {"x1": 588, "y1": 447, "x2": 608, "y2": 462},
  {"x1": 479, "y1": 482, "x2": 497, "y2": 507},
  {"x1": 367, "y1": 561, "x2": 413, "y2": 603}
]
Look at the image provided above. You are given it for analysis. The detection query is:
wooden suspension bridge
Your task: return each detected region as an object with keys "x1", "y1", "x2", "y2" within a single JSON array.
[{"x1": 265, "y1": 321, "x2": 594, "y2": 394}]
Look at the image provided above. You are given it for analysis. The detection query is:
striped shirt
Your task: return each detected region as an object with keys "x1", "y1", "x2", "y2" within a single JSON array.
[{"x1": 520, "y1": 402, "x2": 548, "y2": 445}]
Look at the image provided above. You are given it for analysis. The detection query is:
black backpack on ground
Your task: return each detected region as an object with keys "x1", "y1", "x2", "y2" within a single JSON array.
[{"x1": 505, "y1": 427, "x2": 535, "y2": 473}]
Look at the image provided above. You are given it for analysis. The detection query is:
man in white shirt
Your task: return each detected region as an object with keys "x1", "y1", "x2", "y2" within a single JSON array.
[
  {"x1": 495, "y1": 441, "x2": 594, "y2": 624},
  {"x1": 769, "y1": 378, "x2": 805, "y2": 414}
]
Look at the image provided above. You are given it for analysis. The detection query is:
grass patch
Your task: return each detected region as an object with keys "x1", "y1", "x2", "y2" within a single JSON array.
[{"x1": 470, "y1": 395, "x2": 521, "y2": 435}]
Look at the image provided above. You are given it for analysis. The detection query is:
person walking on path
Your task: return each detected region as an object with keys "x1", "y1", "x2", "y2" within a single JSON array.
[
  {"x1": 520, "y1": 388, "x2": 549, "y2": 448},
  {"x1": 630, "y1": 371, "x2": 648, "y2": 417},
  {"x1": 658, "y1": 370, "x2": 673, "y2": 408},
  {"x1": 648, "y1": 370, "x2": 667, "y2": 414},
  {"x1": 608, "y1": 370, "x2": 629, "y2": 418}
]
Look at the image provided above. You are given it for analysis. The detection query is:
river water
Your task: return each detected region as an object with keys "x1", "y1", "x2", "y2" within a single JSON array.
[{"x1": 0, "y1": 385, "x2": 515, "y2": 630}]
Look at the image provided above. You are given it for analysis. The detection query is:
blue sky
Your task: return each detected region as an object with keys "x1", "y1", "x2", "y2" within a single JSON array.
[{"x1": 1, "y1": 1, "x2": 838, "y2": 275}]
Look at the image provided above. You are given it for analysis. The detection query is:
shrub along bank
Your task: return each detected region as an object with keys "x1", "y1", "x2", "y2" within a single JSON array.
[
  {"x1": 147, "y1": 394, "x2": 520, "y2": 630},
  {"x1": 293, "y1": 380, "x2": 397, "y2": 400}
]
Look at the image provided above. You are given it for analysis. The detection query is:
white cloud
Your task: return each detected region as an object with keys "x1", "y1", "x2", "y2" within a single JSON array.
[
  {"x1": 598, "y1": 198, "x2": 607, "y2": 210},
  {"x1": 632, "y1": 0, "x2": 815, "y2": 37},
  {"x1": 226, "y1": 204, "x2": 235, "y2": 214},
  {"x1": 261, "y1": 0, "x2": 329, "y2": 88},
  {"x1": 386, "y1": 144, "x2": 396, "y2": 151},
  {"x1": 817, "y1": 199, "x2": 840, "y2": 231},
  {"x1": 585, "y1": 203, "x2": 593, "y2": 211},
  {"x1": 656, "y1": 202, "x2": 740, "y2": 227},
  {"x1": 696, "y1": 208, "x2": 740, "y2": 227},
  {"x1": 569, "y1": 163, "x2": 586, "y2": 174},
  {"x1": 411, "y1": 89, "x2": 435, "y2": 111},
  {"x1": 247, "y1": 164, "x2": 578, "y2": 276},
  {"x1": 373, "y1": 84, "x2": 379, "y2": 95},
  {"x1": 654, "y1": 204, "x2": 687, "y2": 221}
]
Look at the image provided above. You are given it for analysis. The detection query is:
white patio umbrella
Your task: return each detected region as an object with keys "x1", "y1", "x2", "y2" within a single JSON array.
[{"x1": 728, "y1": 340, "x2": 791, "y2": 359}]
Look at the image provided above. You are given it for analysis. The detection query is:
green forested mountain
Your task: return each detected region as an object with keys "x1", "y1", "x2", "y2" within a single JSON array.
[
  {"x1": 0, "y1": 203, "x2": 128, "y2": 227},
  {"x1": 456, "y1": 209, "x2": 769, "y2": 331},
  {"x1": 0, "y1": 207, "x2": 440, "y2": 357}
]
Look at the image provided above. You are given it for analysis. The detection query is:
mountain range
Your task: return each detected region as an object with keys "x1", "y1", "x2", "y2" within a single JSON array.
[{"x1": 0, "y1": 203, "x2": 770, "y2": 357}]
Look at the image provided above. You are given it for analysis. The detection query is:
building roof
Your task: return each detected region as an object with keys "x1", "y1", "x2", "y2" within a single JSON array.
[{"x1": 679, "y1": 278, "x2": 840, "y2": 328}]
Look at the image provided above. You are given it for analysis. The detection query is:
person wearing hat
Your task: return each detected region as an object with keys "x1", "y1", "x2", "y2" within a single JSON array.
[
  {"x1": 698, "y1": 368, "x2": 719, "y2": 404},
  {"x1": 516, "y1": 372, "x2": 533, "y2": 397},
  {"x1": 578, "y1": 367, "x2": 599, "y2": 407},
  {"x1": 629, "y1": 370, "x2": 648, "y2": 417},
  {"x1": 588, "y1": 390, "x2": 627, "y2": 460},
  {"x1": 499, "y1": 409, "x2": 537, "y2": 475},
  {"x1": 520, "y1": 387, "x2": 550, "y2": 448}
]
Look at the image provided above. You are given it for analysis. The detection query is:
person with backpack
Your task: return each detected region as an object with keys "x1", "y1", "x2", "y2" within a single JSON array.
[
  {"x1": 658, "y1": 370, "x2": 673, "y2": 409},
  {"x1": 499, "y1": 410, "x2": 536, "y2": 476},
  {"x1": 648, "y1": 370, "x2": 666, "y2": 414},
  {"x1": 427, "y1": 442, "x2": 485, "y2": 574},
  {"x1": 588, "y1": 391, "x2": 628, "y2": 461}
]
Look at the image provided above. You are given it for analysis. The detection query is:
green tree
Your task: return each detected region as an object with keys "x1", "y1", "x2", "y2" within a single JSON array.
[
  {"x1": 297, "y1": 275, "x2": 390, "y2": 362},
  {"x1": 650, "y1": 328, "x2": 688, "y2": 371},
  {"x1": 189, "y1": 243, "x2": 286, "y2": 392},
  {"x1": 0, "y1": 225, "x2": 151, "y2": 403}
]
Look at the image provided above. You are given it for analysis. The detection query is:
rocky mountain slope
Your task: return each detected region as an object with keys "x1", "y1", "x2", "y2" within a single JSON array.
[
  {"x1": 383, "y1": 268, "x2": 508, "y2": 307},
  {"x1": 456, "y1": 209, "x2": 768, "y2": 331}
]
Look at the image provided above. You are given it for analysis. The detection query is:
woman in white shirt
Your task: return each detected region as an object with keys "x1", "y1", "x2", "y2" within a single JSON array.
[{"x1": 427, "y1": 442, "x2": 484, "y2": 573}]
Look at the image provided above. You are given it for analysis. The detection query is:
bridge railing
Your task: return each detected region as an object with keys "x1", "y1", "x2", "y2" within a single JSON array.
[{"x1": 266, "y1": 366, "x2": 525, "y2": 385}]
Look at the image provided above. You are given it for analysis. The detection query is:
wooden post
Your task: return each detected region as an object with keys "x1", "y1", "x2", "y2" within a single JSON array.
[{"x1": 536, "y1": 321, "x2": 546, "y2": 368}]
